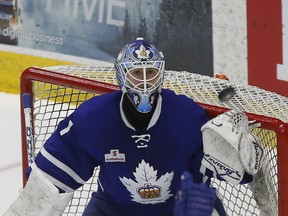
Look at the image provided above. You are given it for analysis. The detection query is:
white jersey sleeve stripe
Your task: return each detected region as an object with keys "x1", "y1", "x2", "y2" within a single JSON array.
[
  {"x1": 60, "y1": 120, "x2": 73, "y2": 136},
  {"x1": 41, "y1": 147, "x2": 86, "y2": 184},
  {"x1": 31, "y1": 163, "x2": 74, "y2": 192}
]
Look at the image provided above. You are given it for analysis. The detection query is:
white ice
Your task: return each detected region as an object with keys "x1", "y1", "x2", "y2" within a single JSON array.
[{"x1": 0, "y1": 92, "x2": 22, "y2": 215}]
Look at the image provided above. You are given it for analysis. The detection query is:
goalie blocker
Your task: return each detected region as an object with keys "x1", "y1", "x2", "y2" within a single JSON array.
[{"x1": 200, "y1": 110, "x2": 264, "y2": 185}]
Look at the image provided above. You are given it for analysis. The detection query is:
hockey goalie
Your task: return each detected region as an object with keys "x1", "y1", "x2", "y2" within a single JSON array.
[{"x1": 4, "y1": 38, "x2": 263, "y2": 216}]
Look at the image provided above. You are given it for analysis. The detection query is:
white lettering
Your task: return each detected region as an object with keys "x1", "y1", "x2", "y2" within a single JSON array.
[
  {"x1": 46, "y1": 0, "x2": 52, "y2": 10},
  {"x1": 65, "y1": 0, "x2": 71, "y2": 16},
  {"x1": 45, "y1": 0, "x2": 125, "y2": 26},
  {"x1": 73, "y1": 0, "x2": 79, "y2": 18},
  {"x1": 83, "y1": 0, "x2": 98, "y2": 21},
  {"x1": 98, "y1": 0, "x2": 104, "y2": 23},
  {"x1": 107, "y1": 0, "x2": 125, "y2": 26}
]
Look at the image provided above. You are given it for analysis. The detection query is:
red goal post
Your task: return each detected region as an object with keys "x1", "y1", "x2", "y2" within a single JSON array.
[{"x1": 20, "y1": 65, "x2": 288, "y2": 216}]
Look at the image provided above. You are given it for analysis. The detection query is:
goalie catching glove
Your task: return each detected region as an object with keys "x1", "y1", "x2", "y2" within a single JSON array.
[{"x1": 201, "y1": 110, "x2": 263, "y2": 185}]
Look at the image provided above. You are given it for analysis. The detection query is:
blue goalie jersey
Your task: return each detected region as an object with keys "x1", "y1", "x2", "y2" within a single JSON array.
[{"x1": 31, "y1": 89, "x2": 209, "y2": 216}]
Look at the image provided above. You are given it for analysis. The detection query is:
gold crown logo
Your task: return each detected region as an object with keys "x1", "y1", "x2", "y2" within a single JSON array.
[{"x1": 137, "y1": 183, "x2": 161, "y2": 199}]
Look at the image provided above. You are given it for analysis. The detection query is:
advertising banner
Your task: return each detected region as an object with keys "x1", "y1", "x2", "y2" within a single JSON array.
[
  {"x1": 0, "y1": 0, "x2": 287, "y2": 96},
  {"x1": 0, "y1": 0, "x2": 213, "y2": 75}
]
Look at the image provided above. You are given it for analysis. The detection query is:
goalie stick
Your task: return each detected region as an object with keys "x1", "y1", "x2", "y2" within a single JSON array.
[{"x1": 22, "y1": 93, "x2": 35, "y2": 165}]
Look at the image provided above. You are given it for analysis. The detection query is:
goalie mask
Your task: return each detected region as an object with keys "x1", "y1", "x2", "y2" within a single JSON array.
[{"x1": 114, "y1": 37, "x2": 165, "y2": 113}]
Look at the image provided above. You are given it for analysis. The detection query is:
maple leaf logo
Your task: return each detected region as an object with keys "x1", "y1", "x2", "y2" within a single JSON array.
[
  {"x1": 135, "y1": 45, "x2": 151, "y2": 59},
  {"x1": 119, "y1": 160, "x2": 174, "y2": 204}
]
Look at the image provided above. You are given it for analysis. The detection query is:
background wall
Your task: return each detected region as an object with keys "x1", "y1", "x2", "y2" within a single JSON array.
[{"x1": 0, "y1": 0, "x2": 287, "y2": 95}]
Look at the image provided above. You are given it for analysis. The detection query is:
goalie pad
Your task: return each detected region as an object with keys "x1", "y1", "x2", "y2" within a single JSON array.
[
  {"x1": 3, "y1": 165, "x2": 73, "y2": 216},
  {"x1": 201, "y1": 110, "x2": 263, "y2": 185}
]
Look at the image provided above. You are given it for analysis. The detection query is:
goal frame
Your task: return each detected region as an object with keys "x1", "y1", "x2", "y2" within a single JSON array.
[{"x1": 20, "y1": 66, "x2": 288, "y2": 215}]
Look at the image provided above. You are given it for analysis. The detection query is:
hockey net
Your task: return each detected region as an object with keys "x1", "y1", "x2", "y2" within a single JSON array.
[{"x1": 20, "y1": 65, "x2": 288, "y2": 216}]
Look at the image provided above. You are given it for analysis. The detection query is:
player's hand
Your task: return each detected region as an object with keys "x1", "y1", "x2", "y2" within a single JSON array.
[{"x1": 173, "y1": 172, "x2": 216, "y2": 216}]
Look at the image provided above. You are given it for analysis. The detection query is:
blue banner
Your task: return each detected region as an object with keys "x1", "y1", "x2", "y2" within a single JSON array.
[{"x1": 0, "y1": 0, "x2": 213, "y2": 74}]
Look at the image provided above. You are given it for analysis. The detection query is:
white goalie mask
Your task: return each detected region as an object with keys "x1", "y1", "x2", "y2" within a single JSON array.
[{"x1": 114, "y1": 37, "x2": 165, "y2": 113}]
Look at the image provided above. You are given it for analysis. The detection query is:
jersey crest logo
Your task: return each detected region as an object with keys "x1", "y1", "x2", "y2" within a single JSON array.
[
  {"x1": 119, "y1": 160, "x2": 174, "y2": 204},
  {"x1": 105, "y1": 149, "x2": 125, "y2": 162},
  {"x1": 131, "y1": 134, "x2": 150, "y2": 148}
]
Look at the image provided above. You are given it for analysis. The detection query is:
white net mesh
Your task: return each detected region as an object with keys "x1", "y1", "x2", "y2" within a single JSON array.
[
  {"x1": 41, "y1": 65, "x2": 288, "y2": 123},
  {"x1": 22, "y1": 65, "x2": 288, "y2": 216}
]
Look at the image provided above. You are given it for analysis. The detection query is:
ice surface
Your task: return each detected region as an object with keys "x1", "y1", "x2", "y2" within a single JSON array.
[{"x1": 0, "y1": 93, "x2": 22, "y2": 215}]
